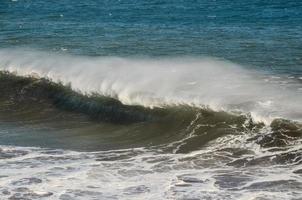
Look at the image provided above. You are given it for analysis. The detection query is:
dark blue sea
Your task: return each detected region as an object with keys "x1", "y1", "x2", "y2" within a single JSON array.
[{"x1": 0, "y1": 1, "x2": 301, "y2": 199}]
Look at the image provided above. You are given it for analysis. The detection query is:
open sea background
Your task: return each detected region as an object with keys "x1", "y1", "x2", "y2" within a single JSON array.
[{"x1": 0, "y1": 0, "x2": 302, "y2": 199}]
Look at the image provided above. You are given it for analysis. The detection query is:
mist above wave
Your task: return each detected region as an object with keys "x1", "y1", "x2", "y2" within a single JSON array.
[{"x1": 0, "y1": 49, "x2": 301, "y2": 124}]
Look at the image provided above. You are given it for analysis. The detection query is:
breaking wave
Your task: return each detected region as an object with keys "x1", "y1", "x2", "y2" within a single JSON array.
[
  {"x1": 0, "y1": 49, "x2": 302, "y2": 124},
  {"x1": 0, "y1": 48, "x2": 301, "y2": 153}
]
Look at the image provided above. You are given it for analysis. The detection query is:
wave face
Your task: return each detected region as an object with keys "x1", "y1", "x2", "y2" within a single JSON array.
[{"x1": 0, "y1": 49, "x2": 302, "y2": 199}]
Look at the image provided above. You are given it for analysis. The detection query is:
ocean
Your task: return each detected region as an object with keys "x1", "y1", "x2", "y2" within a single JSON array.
[{"x1": 0, "y1": 0, "x2": 302, "y2": 199}]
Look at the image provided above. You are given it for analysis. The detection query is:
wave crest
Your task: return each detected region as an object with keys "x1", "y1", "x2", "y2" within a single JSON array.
[{"x1": 0, "y1": 49, "x2": 302, "y2": 125}]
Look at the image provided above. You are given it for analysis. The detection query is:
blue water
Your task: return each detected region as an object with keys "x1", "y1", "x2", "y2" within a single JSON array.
[{"x1": 1, "y1": 0, "x2": 302, "y2": 74}]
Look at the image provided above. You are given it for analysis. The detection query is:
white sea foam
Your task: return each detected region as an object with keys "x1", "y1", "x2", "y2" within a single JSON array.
[
  {"x1": 0, "y1": 140, "x2": 301, "y2": 199},
  {"x1": 0, "y1": 48, "x2": 301, "y2": 125}
]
